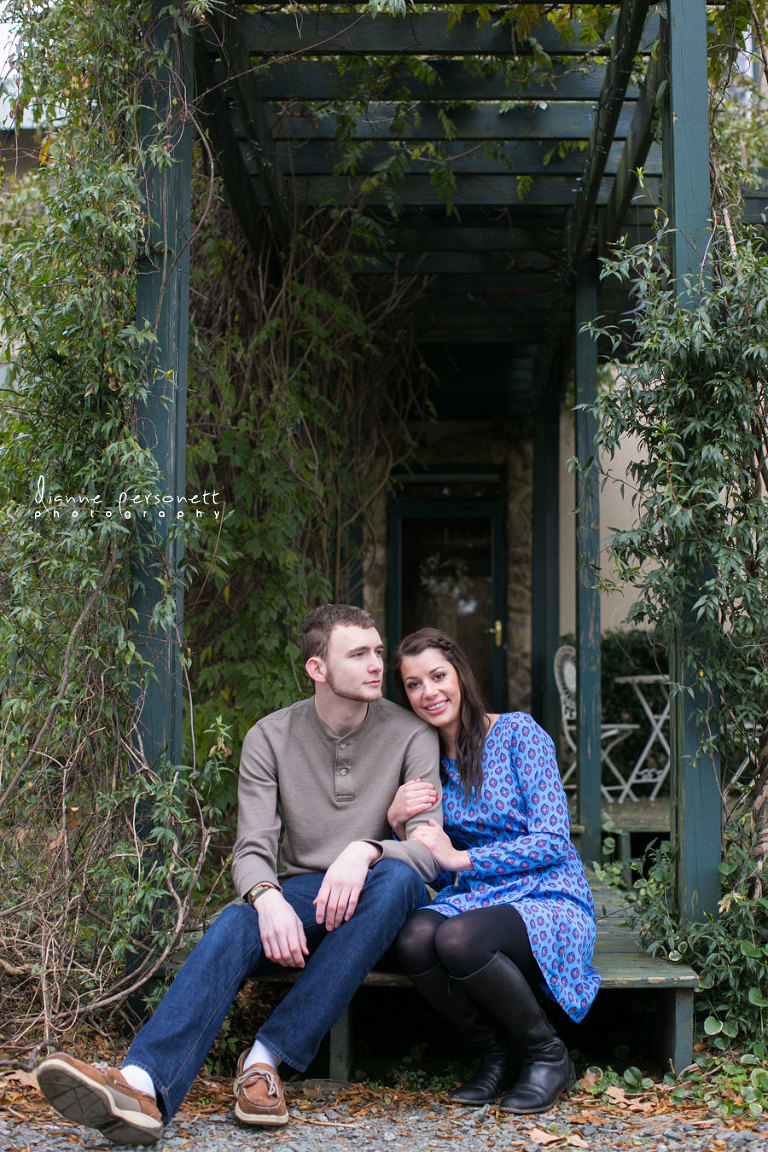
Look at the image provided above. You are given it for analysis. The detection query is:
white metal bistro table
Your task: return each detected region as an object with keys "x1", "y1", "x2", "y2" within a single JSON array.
[{"x1": 614, "y1": 674, "x2": 670, "y2": 803}]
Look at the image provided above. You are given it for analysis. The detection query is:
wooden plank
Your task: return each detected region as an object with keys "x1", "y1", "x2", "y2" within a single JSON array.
[
  {"x1": 663, "y1": 0, "x2": 721, "y2": 923},
  {"x1": 531, "y1": 381, "x2": 561, "y2": 735},
  {"x1": 252, "y1": 172, "x2": 623, "y2": 208},
  {"x1": 131, "y1": 4, "x2": 192, "y2": 772},
  {"x1": 217, "y1": 11, "x2": 661, "y2": 60},
  {"x1": 254, "y1": 58, "x2": 623, "y2": 103},
  {"x1": 265, "y1": 103, "x2": 637, "y2": 142},
  {"x1": 271, "y1": 138, "x2": 662, "y2": 178},
  {"x1": 603, "y1": 46, "x2": 666, "y2": 248},
  {"x1": 386, "y1": 224, "x2": 563, "y2": 253},
  {"x1": 566, "y1": 0, "x2": 652, "y2": 273},
  {"x1": 574, "y1": 255, "x2": 603, "y2": 863},
  {"x1": 194, "y1": 38, "x2": 268, "y2": 260}
]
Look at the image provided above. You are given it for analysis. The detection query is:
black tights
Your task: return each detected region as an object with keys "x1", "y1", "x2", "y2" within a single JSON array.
[{"x1": 396, "y1": 906, "x2": 542, "y2": 985}]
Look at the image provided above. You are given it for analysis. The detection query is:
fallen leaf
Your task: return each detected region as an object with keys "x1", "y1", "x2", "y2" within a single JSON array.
[
  {"x1": 568, "y1": 1136, "x2": 590, "y2": 1150},
  {"x1": 6, "y1": 1070, "x2": 39, "y2": 1089},
  {"x1": 529, "y1": 1127, "x2": 565, "y2": 1146}
]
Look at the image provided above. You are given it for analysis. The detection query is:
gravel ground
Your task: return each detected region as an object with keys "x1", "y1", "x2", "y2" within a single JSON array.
[{"x1": 3, "y1": 1079, "x2": 768, "y2": 1152}]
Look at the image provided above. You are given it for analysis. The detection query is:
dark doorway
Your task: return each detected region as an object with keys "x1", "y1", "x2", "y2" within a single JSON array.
[{"x1": 387, "y1": 473, "x2": 507, "y2": 712}]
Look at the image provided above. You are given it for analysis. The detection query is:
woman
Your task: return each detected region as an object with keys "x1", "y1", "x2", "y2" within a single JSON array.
[{"x1": 390, "y1": 627, "x2": 599, "y2": 1115}]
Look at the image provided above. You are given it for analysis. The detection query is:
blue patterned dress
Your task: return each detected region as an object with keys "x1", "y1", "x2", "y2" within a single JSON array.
[{"x1": 427, "y1": 712, "x2": 600, "y2": 1022}]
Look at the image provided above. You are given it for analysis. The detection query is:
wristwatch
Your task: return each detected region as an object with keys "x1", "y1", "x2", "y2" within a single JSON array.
[{"x1": 244, "y1": 881, "x2": 281, "y2": 906}]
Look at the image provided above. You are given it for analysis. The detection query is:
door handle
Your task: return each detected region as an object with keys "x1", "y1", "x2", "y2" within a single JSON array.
[{"x1": 486, "y1": 620, "x2": 503, "y2": 647}]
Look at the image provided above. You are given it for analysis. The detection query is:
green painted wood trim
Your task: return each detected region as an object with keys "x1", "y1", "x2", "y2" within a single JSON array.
[
  {"x1": 386, "y1": 500, "x2": 507, "y2": 713},
  {"x1": 661, "y1": 0, "x2": 711, "y2": 272},
  {"x1": 268, "y1": 103, "x2": 637, "y2": 143},
  {"x1": 270, "y1": 139, "x2": 658, "y2": 178},
  {"x1": 255, "y1": 59, "x2": 630, "y2": 103},
  {"x1": 670, "y1": 624, "x2": 723, "y2": 921},
  {"x1": 194, "y1": 35, "x2": 267, "y2": 261},
  {"x1": 531, "y1": 382, "x2": 561, "y2": 739},
  {"x1": 221, "y1": 11, "x2": 661, "y2": 59},
  {"x1": 574, "y1": 255, "x2": 602, "y2": 864},
  {"x1": 603, "y1": 48, "x2": 666, "y2": 248},
  {"x1": 218, "y1": 12, "x2": 292, "y2": 252},
  {"x1": 566, "y1": 0, "x2": 652, "y2": 273},
  {"x1": 662, "y1": 0, "x2": 721, "y2": 922},
  {"x1": 131, "y1": 6, "x2": 192, "y2": 771}
]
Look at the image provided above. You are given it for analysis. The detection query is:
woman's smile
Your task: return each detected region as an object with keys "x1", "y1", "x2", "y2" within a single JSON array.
[{"x1": 398, "y1": 649, "x2": 462, "y2": 749}]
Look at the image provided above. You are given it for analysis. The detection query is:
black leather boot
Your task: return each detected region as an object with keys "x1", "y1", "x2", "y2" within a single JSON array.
[
  {"x1": 456, "y1": 952, "x2": 576, "y2": 1114},
  {"x1": 409, "y1": 965, "x2": 515, "y2": 1104}
]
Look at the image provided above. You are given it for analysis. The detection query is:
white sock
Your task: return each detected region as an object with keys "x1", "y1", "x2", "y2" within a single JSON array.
[
  {"x1": 121, "y1": 1064, "x2": 157, "y2": 1099},
  {"x1": 242, "y1": 1039, "x2": 277, "y2": 1071}
]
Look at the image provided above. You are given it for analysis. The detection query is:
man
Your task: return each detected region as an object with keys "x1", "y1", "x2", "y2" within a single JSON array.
[{"x1": 37, "y1": 604, "x2": 441, "y2": 1145}]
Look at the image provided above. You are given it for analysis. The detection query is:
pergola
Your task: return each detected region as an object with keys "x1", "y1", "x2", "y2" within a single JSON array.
[{"x1": 135, "y1": 0, "x2": 751, "y2": 919}]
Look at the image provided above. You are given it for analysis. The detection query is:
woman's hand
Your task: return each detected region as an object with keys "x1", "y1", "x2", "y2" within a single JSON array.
[
  {"x1": 410, "y1": 819, "x2": 471, "y2": 872},
  {"x1": 387, "y1": 778, "x2": 439, "y2": 840}
]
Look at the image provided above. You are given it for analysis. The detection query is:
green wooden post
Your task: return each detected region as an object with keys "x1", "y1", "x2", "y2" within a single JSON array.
[
  {"x1": 662, "y1": 0, "x2": 721, "y2": 920},
  {"x1": 531, "y1": 380, "x2": 561, "y2": 740},
  {"x1": 574, "y1": 254, "x2": 602, "y2": 864},
  {"x1": 131, "y1": 6, "x2": 192, "y2": 771}
]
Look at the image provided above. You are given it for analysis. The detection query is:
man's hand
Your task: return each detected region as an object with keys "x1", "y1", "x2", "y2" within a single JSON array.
[
  {"x1": 253, "y1": 888, "x2": 309, "y2": 968},
  {"x1": 314, "y1": 841, "x2": 380, "y2": 931},
  {"x1": 387, "y1": 778, "x2": 440, "y2": 840},
  {"x1": 410, "y1": 819, "x2": 471, "y2": 872}
]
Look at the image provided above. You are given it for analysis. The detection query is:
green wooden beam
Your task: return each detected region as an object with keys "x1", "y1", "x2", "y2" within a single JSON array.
[
  {"x1": 531, "y1": 379, "x2": 561, "y2": 739},
  {"x1": 221, "y1": 11, "x2": 660, "y2": 59},
  {"x1": 194, "y1": 34, "x2": 268, "y2": 260},
  {"x1": 217, "y1": 12, "x2": 292, "y2": 251},
  {"x1": 270, "y1": 138, "x2": 662, "y2": 178},
  {"x1": 603, "y1": 46, "x2": 666, "y2": 249},
  {"x1": 565, "y1": 0, "x2": 652, "y2": 274},
  {"x1": 131, "y1": 6, "x2": 193, "y2": 772},
  {"x1": 574, "y1": 253, "x2": 602, "y2": 865},
  {"x1": 662, "y1": 0, "x2": 721, "y2": 923},
  {"x1": 254, "y1": 58, "x2": 622, "y2": 103},
  {"x1": 248, "y1": 173, "x2": 651, "y2": 209},
  {"x1": 268, "y1": 102, "x2": 637, "y2": 142},
  {"x1": 386, "y1": 222, "x2": 563, "y2": 253}
]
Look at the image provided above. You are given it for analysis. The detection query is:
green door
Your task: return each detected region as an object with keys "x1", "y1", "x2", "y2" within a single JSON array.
[{"x1": 387, "y1": 477, "x2": 507, "y2": 712}]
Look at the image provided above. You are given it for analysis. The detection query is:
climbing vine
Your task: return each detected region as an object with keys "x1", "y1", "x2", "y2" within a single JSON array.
[
  {"x1": 0, "y1": 0, "x2": 232, "y2": 1046},
  {"x1": 183, "y1": 168, "x2": 431, "y2": 786},
  {"x1": 587, "y1": 2, "x2": 768, "y2": 1049}
]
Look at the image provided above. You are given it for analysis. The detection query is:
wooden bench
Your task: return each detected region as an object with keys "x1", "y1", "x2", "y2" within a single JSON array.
[{"x1": 252, "y1": 873, "x2": 698, "y2": 1080}]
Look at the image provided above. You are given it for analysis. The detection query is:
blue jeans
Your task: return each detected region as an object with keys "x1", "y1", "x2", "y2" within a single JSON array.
[{"x1": 124, "y1": 859, "x2": 427, "y2": 1121}]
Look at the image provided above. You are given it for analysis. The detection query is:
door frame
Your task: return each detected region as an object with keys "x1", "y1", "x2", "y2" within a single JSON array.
[{"x1": 386, "y1": 499, "x2": 508, "y2": 712}]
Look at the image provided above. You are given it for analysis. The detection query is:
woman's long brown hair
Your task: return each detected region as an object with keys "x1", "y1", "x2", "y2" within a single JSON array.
[{"x1": 393, "y1": 627, "x2": 488, "y2": 798}]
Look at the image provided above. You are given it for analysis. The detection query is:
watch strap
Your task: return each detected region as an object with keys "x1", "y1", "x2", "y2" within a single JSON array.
[{"x1": 245, "y1": 881, "x2": 281, "y2": 905}]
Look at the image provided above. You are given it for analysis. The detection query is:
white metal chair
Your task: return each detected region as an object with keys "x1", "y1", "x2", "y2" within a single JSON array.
[{"x1": 553, "y1": 644, "x2": 639, "y2": 802}]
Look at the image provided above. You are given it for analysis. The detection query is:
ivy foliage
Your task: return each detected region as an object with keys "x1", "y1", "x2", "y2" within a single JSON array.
[
  {"x1": 0, "y1": 1, "x2": 237, "y2": 1044},
  {"x1": 586, "y1": 0, "x2": 768, "y2": 1040},
  {"x1": 183, "y1": 174, "x2": 430, "y2": 787},
  {"x1": 0, "y1": 0, "x2": 432, "y2": 1044},
  {"x1": 591, "y1": 223, "x2": 768, "y2": 778}
]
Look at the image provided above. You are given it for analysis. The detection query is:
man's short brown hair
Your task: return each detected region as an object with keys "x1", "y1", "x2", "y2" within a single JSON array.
[{"x1": 301, "y1": 604, "x2": 377, "y2": 663}]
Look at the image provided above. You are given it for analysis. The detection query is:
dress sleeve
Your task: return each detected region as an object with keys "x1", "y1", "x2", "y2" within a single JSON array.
[{"x1": 467, "y1": 716, "x2": 571, "y2": 879}]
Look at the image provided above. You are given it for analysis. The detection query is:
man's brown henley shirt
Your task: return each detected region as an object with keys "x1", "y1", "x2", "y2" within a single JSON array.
[{"x1": 231, "y1": 696, "x2": 443, "y2": 897}]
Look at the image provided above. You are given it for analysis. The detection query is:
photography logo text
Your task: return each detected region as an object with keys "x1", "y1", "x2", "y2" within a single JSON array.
[{"x1": 32, "y1": 475, "x2": 223, "y2": 521}]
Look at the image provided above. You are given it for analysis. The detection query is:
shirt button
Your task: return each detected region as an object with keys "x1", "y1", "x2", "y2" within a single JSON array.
[
  {"x1": 339, "y1": 768, "x2": 349, "y2": 776},
  {"x1": 340, "y1": 743, "x2": 348, "y2": 748}
]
